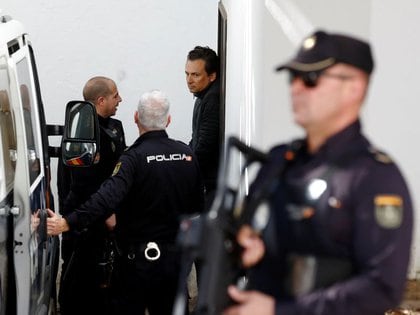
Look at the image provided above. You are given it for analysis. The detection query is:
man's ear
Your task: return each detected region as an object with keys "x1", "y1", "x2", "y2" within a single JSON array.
[
  {"x1": 209, "y1": 72, "x2": 217, "y2": 82},
  {"x1": 96, "y1": 96, "x2": 105, "y2": 106},
  {"x1": 94, "y1": 96, "x2": 106, "y2": 116},
  {"x1": 347, "y1": 77, "x2": 366, "y2": 105},
  {"x1": 166, "y1": 115, "x2": 172, "y2": 127},
  {"x1": 134, "y1": 111, "x2": 139, "y2": 124}
]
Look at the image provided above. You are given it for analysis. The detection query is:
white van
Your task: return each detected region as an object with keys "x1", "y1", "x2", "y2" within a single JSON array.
[{"x1": 0, "y1": 12, "x2": 60, "y2": 315}]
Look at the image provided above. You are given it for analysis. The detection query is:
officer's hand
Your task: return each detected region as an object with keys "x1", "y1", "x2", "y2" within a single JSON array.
[
  {"x1": 105, "y1": 213, "x2": 116, "y2": 231},
  {"x1": 222, "y1": 285, "x2": 275, "y2": 315},
  {"x1": 237, "y1": 225, "x2": 265, "y2": 268},
  {"x1": 46, "y1": 209, "x2": 70, "y2": 235}
]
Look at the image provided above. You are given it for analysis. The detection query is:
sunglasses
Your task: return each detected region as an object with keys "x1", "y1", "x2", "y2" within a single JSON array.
[{"x1": 289, "y1": 70, "x2": 355, "y2": 88}]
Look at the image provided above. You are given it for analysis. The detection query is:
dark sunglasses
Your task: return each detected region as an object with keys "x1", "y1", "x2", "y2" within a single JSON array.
[{"x1": 289, "y1": 70, "x2": 354, "y2": 88}]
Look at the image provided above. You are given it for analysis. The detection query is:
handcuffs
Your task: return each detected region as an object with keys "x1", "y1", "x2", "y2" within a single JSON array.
[
  {"x1": 144, "y1": 242, "x2": 161, "y2": 261},
  {"x1": 127, "y1": 241, "x2": 161, "y2": 261}
]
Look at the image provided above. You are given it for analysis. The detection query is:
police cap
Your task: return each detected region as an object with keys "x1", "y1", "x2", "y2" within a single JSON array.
[{"x1": 276, "y1": 30, "x2": 374, "y2": 74}]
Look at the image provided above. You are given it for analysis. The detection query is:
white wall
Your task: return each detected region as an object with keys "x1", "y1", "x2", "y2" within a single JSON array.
[
  {"x1": 1, "y1": 1, "x2": 218, "y2": 145},
  {"x1": 368, "y1": 0, "x2": 420, "y2": 278},
  {"x1": 222, "y1": 0, "x2": 420, "y2": 277}
]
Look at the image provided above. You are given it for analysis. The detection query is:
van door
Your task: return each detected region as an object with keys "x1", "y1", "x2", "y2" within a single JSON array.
[
  {"x1": 7, "y1": 37, "x2": 58, "y2": 314},
  {"x1": 0, "y1": 64, "x2": 17, "y2": 315}
]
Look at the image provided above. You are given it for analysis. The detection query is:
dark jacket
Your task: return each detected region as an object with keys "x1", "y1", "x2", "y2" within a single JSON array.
[
  {"x1": 189, "y1": 79, "x2": 221, "y2": 193},
  {"x1": 66, "y1": 130, "x2": 205, "y2": 245},
  {"x1": 59, "y1": 115, "x2": 126, "y2": 239},
  {"x1": 57, "y1": 115, "x2": 126, "y2": 315},
  {"x1": 60, "y1": 116, "x2": 126, "y2": 212}
]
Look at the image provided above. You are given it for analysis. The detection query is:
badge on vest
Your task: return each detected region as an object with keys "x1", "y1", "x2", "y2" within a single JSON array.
[{"x1": 374, "y1": 195, "x2": 403, "y2": 229}]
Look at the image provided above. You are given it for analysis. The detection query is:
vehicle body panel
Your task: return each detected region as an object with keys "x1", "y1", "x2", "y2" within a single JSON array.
[{"x1": 0, "y1": 13, "x2": 59, "y2": 315}]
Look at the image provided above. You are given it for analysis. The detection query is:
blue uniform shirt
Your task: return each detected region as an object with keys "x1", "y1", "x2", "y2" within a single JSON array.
[{"x1": 250, "y1": 120, "x2": 413, "y2": 315}]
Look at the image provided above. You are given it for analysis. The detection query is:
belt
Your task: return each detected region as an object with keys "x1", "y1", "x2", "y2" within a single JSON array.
[
  {"x1": 126, "y1": 241, "x2": 177, "y2": 262},
  {"x1": 284, "y1": 253, "x2": 353, "y2": 296}
]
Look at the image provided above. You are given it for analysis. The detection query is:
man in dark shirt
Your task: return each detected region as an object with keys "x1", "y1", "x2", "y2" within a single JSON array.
[
  {"x1": 57, "y1": 76, "x2": 126, "y2": 315},
  {"x1": 185, "y1": 46, "x2": 221, "y2": 208},
  {"x1": 49, "y1": 89, "x2": 204, "y2": 315},
  {"x1": 223, "y1": 30, "x2": 413, "y2": 315}
]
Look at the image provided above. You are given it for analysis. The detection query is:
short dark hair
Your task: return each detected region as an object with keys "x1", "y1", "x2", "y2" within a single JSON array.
[
  {"x1": 83, "y1": 76, "x2": 114, "y2": 103},
  {"x1": 187, "y1": 46, "x2": 219, "y2": 76}
]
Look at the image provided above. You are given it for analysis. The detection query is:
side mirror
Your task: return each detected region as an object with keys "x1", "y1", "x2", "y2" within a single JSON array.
[{"x1": 61, "y1": 101, "x2": 100, "y2": 167}]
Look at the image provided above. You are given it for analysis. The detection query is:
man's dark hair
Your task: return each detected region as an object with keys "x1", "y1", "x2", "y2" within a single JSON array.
[
  {"x1": 83, "y1": 76, "x2": 114, "y2": 103},
  {"x1": 187, "y1": 46, "x2": 219, "y2": 76}
]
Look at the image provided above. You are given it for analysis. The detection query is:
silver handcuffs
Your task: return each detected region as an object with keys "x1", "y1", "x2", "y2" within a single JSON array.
[{"x1": 144, "y1": 242, "x2": 161, "y2": 261}]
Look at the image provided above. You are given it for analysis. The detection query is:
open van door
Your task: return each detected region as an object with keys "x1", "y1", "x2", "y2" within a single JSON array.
[
  {"x1": 0, "y1": 58, "x2": 17, "y2": 315},
  {"x1": 0, "y1": 16, "x2": 59, "y2": 314}
]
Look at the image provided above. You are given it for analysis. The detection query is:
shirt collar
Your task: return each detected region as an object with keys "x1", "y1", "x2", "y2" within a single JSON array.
[
  {"x1": 98, "y1": 114, "x2": 110, "y2": 126},
  {"x1": 312, "y1": 120, "x2": 364, "y2": 160},
  {"x1": 193, "y1": 78, "x2": 219, "y2": 98},
  {"x1": 135, "y1": 129, "x2": 168, "y2": 144}
]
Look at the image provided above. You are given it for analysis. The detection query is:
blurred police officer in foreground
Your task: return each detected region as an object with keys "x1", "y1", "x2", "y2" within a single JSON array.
[
  {"x1": 49, "y1": 90, "x2": 204, "y2": 315},
  {"x1": 223, "y1": 30, "x2": 413, "y2": 315}
]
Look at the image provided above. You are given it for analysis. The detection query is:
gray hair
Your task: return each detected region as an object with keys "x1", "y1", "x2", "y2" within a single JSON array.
[{"x1": 137, "y1": 90, "x2": 170, "y2": 130}]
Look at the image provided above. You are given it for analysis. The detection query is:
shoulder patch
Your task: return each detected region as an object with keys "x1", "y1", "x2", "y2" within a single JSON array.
[
  {"x1": 374, "y1": 194, "x2": 403, "y2": 229},
  {"x1": 369, "y1": 147, "x2": 393, "y2": 164},
  {"x1": 112, "y1": 162, "x2": 122, "y2": 176}
]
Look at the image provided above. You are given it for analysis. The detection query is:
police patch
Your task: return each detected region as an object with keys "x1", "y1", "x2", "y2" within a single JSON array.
[
  {"x1": 374, "y1": 195, "x2": 403, "y2": 229},
  {"x1": 369, "y1": 147, "x2": 393, "y2": 164},
  {"x1": 112, "y1": 162, "x2": 122, "y2": 176}
]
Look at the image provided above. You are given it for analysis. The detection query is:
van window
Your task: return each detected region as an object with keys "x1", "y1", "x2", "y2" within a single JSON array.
[
  {"x1": 16, "y1": 58, "x2": 41, "y2": 185},
  {"x1": 0, "y1": 68, "x2": 16, "y2": 197}
]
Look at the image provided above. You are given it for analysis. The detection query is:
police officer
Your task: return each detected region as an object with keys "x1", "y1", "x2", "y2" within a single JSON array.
[
  {"x1": 57, "y1": 76, "x2": 126, "y2": 315},
  {"x1": 49, "y1": 89, "x2": 204, "y2": 315},
  {"x1": 223, "y1": 30, "x2": 413, "y2": 315}
]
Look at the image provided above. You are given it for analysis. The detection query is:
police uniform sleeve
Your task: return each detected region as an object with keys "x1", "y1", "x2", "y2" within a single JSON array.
[
  {"x1": 275, "y1": 158, "x2": 413, "y2": 315},
  {"x1": 65, "y1": 150, "x2": 137, "y2": 231}
]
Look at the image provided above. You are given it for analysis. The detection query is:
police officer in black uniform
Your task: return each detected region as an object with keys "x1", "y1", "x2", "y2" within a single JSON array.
[
  {"x1": 223, "y1": 30, "x2": 413, "y2": 315},
  {"x1": 49, "y1": 89, "x2": 204, "y2": 315},
  {"x1": 58, "y1": 76, "x2": 126, "y2": 315}
]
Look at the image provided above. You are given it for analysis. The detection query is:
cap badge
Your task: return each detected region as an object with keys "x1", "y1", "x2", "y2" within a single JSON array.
[{"x1": 303, "y1": 35, "x2": 316, "y2": 50}]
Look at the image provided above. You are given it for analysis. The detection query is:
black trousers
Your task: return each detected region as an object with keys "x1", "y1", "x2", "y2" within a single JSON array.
[
  {"x1": 59, "y1": 237, "x2": 117, "y2": 315},
  {"x1": 115, "y1": 243, "x2": 188, "y2": 315},
  {"x1": 195, "y1": 188, "x2": 216, "y2": 287}
]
